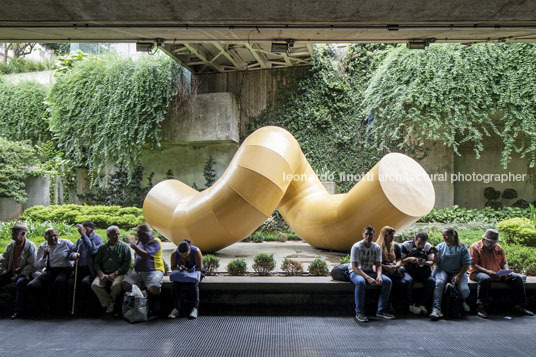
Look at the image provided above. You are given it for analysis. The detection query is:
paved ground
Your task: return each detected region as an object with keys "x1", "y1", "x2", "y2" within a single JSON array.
[
  {"x1": 1, "y1": 314, "x2": 534, "y2": 357},
  {"x1": 161, "y1": 241, "x2": 347, "y2": 273}
]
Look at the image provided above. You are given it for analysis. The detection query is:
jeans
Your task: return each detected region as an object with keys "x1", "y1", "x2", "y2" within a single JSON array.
[
  {"x1": 432, "y1": 268, "x2": 470, "y2": 309},
  {"x1": 0, "y1": 274, "x2": 30, "y2": 313},
  {"x1": 171, "y1": 281, "x2": 200, "y2": 309},
  {"x1": 471, "y1": 272, "x2": 527, "y2": 307},
  {"x1": 349, "y1": 271, "x2": 392, "y2": 314},
  {"x1": 401, "y1": 272, "x2": 435, "y2": 307}
]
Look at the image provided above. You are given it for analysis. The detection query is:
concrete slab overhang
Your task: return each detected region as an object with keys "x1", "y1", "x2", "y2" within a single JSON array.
[{"x1": 2, "y1": 0, "x2": 536, "y2": 73}]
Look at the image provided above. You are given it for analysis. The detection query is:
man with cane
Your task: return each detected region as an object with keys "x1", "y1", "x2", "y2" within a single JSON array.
[{"x1": 71, "y1": 221, "x2": 102, "y2": 313}]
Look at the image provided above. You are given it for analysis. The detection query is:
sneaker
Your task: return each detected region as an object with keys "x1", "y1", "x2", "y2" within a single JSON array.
[
  {"x1": 513, "y1": 306, "x2": 534, "y2": 316},
  {"x1": 168, "y1": 308, "x2": 179, "y2": 319},
  {"x1": 188, "y1": 307, "x2": 198, "y2": 319},
  {"x1": 462, "y1": 301, "x2": 471, "y2": 313},
  {"x1": 409, "y1": 304, "x2": 421, "y2": 315},
  {"x1": 355, "y1": 313, "x2": 368, "y2": 323},
  {"x1": 105, "y1": 303, "x2": 114, "y2": 314},
  {"x1": 430, "y1": 307, "x2": 442, "y2": 321},
  {"x1": 418, "y1": 305, "x2": 428, "y2": 315},
  {"x1": 376, "y1": 310, "x2": 395, "y2": 320},
  {"x1": 476, "y1": 304, "x2": 488, "y2": 319}
]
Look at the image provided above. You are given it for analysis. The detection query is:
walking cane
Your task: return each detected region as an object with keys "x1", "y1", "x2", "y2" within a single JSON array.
[{"x1": 71, "y1": 245, "x2": 81, "y2": 315}]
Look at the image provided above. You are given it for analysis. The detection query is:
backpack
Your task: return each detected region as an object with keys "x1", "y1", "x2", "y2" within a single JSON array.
[
  {"x1": 442, "y1": 282, "x2": 463, "y2": 319},
  {"x1": 330, "y1": 263, "x2": 351, "y2": 282}
]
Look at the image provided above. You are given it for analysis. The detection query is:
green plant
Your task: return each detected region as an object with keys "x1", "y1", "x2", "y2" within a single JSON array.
[
  {"x1": 339, "y1": 254, "x2": 350, "y2": 264},
  {"x1": 0, "y1": 57, "x2": 54, "y2": 74},
  {"x1": 203, "y1": 254, "x2": 220, "y2": 276},
  {"x1": 362, "y1": 43, "x2": 536, "y2": 169},
  {"x1": 247, "y1": 232, "x2": 264, "y2": 243},
  {"x1": 497, "y1": 218, "x2": 536, "y2": 247},
  {"x1": 308, "y1": 257, "x2": 329, "y2": 276},
  {"x1": 252, "y1": 253, "x2": 276, "y2": 275},
  {"x1": 0, "y1": 80, "x2": 49, "y2": 144},
  {"x1": 227, "y1": 258, "x2": 247, "y2": 276},
  {"x1": 47, "y1": 54, "x2": 184, "y2": 185},
  {"x1": 419, "y1": 206, "x2": 530, "y2": 223},
  {"x1": 0, "y1": 137, "x2": 38, "y2": 202},
  {"x1": 203, "y1": 155, "x2": 216, "y2": 188},
  {"x1": 281, "y1": 258, "x2": 303, "y2": 276}
]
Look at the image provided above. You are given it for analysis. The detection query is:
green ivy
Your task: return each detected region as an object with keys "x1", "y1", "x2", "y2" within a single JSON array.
[
  {"x1": 0, "y1": 80, "x2": 49, "y2": 144},
  {"x1": 47, "y1": 54, "x2": 182, "y2": 185},
  {"x1": 0, "y1": 137, "x2": 38, "y2": 202},
  {"x1": 362, "y1": 43, "x2": 536, "y2": 168}
]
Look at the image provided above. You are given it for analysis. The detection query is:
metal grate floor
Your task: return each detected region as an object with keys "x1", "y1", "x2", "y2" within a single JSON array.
[{"x1": 0, "y1": 314, "x2": 534, "y2": 357}]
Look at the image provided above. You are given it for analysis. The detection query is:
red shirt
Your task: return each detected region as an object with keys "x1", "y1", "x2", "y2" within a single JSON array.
[
  {"x1": 11, "y1": 237, "x2": 26, "y2": 274},
  {"x1": 469, "y1": 240, "x2": 506, "y2": 279}
]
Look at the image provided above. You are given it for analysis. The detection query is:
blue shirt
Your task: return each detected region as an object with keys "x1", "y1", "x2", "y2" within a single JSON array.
[
  {"x1": 436, "y1": 242, "x2": 471, "y2": 274},
  {"x1": 73, "y1": 232, "x2": 103, "y2": 275}
]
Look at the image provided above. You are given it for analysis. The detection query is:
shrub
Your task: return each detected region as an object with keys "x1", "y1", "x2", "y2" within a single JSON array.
[
  {"x1": 0, "y1": 137, "x2": 38, "y2": 203},
  {"x1": 503, "y1": 245, "x2": 536, "y2": 276},
  {"x1": 497, "y1": 218, "x2": 536, "y2": 247},
  {"x1": 247, "y1": 232, "x2": 264, "y2": 243},
  {"x1": 286, "y1": 232, "x2": 301, "y2": 241},
  {"x1": 277, "y1": 233, "x2": 288, "y2": 242},
  {"x1": 281, "y1": 258, "x2": 303, "y2": 276},
  {"x1": 203, "y1": 254, "x2": 220, "y2": 276},
  {"x1": 308, "y1": 258, "x2": 329, "y2": 276},
  {"x1": 419, "y1": 206, "x2": 529, "y2": 223},
  {"x1": 252, "y1": 253, "x2": 276, "y2": 275},
  {"x1": 227, "y1": 258, "x2": 247, "y2": 276},
  {"x1": 339, "y1": 254, "x2": 350, "y2": 264},
  {"x1": 21, "y1": 204, "x2": 145, "y2": 229}
]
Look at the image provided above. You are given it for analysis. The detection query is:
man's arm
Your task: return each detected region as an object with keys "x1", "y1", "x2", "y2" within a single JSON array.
[
  {"x1": 351, "y1": 261, "x2": 376, "y2": 285},
  {"x1": 117, "y1": 244, "x2": 132, "y2": 275},
  {"x1": 35, "y1": 245, "x2": 47, "y2": 270},
  {"x1": 21, "y1": 243, "x2": 37, "y2": 278}
]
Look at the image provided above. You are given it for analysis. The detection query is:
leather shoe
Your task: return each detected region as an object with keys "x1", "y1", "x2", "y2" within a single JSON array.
[
  {"x1": 513, "y1": 306, "x2": 534, "y2": 316},
  {"x1": 10, "y1": 312, "x2": 19, "y2": 320}
]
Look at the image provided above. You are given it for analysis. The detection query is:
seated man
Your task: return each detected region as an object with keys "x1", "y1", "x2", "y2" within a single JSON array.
[
  {"x1": 72, "y1": 221, "x2": 103, "y2": 311},
  {"x1": 27, "y1": 228, "x2": 76, "y2": 315},
  {"x1": 122, "y1": 223, "x2": 165, "y2": 318},
  {"x1": 92, "y1": 226, "x2": 132, "y2": 314},
  {"x1": 469, "y1": 229, "x2": 534, "y2": 318},
  {"x1": 400, "y1": 232, "x2": 435, "y2": 315},
  {"x1": 0, "y1": 222, "x2": 37, "y2": 319},
  {"x1": 349, "y1": 225, "x2": 394, "y2": 323}
]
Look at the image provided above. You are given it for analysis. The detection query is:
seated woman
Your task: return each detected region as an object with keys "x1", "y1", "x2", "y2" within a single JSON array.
[
  {"x1": 168, "y1": 240, "x2": 204, "y2": 319},
  {"x1": 430, "y1": 228, "x2": 471, "y2": 320},
  {"x1": 375, "y1": 226, "x2": 402, "y2": 312}
]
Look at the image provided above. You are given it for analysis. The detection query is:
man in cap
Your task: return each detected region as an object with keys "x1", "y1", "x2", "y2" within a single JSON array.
[
  {"x1": 0, "y1": 222, "x2": 37, "y2": 319},
  {"x1": 72, "y1": 221, "x2": 102, "y2": 311},
  {"x1": 122, "y1": 223, "x2": 165, "y2": 318},
  {"x1": 27, "y1": 227, "x2": 76, "y2": 315},
  {"x1": 469, "y1": 229, "x2": 534, "y2": 318}
]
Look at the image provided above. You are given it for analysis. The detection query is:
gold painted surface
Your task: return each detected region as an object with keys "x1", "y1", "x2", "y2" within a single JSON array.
[{"x1": 143, "y1": 126, "x2": 435, "y2": 252}]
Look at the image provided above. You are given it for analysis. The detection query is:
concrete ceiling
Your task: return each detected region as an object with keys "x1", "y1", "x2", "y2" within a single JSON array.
[{"x1": 2, "y1": 0, "x2": 536, "y2": 73}]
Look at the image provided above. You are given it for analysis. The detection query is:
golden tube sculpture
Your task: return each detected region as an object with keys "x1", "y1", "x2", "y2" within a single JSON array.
[{"x1": 143, "y1": 126, "x2": 435, "y2": 252}]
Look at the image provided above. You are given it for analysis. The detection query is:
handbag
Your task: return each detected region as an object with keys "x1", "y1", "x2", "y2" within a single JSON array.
[{"x1": 170, "y1": 270, "x2": 201, "y2": 283}]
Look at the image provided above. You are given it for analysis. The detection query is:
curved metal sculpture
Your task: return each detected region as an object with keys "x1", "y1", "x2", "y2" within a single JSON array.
[{"x1": 143, "y1": 126, "x2": 435, "y2": 252}]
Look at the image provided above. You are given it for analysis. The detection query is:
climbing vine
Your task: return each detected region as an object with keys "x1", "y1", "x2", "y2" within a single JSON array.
[
  {"x1": 0, "y1": 79, "x2": 49, "y2": 144},
  {"x1": 47, "y1": 53, "x2": 183, "y2": 185},
  {"x1": 362, "y1": 43, "x2": 536, "y2": 168},
  {"x1": 0, "y1": 137, "x2": 38, "y2": 202}
]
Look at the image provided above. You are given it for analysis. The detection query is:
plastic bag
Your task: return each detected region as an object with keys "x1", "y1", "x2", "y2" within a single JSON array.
[
  {"x1": 122, "y1": 284, "x2": 148, "y2": 323},
  {"x1": 130, "y1": 284, "x2": 144, "y2": 298}
]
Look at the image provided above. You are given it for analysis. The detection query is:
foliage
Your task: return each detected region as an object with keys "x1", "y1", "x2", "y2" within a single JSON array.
[
  {"x1": 281, "y1": 258, "x2": 303, "y2": 276},
  {"x1": 79, "y1": 165, "x2": 154, "y2": 207},
  {"x1": 252, "y1": 253, "x2": 276, "y2": 275},
  {"x1": 497, "y1": 218, "x2": 536, "y2": 247},
  {"x1": 203, "y1": 155, "x2": 216, "y2": 188},
  {"x1": 53, "y1": 51, "x2": 87, "y2": 74},
  {"x1": 0, "y1": 57, "x2": 54, "y2": 74},
  {"x1": 203, "y1": 254, "x2": 220, "y2": 276},
  {"x1": 0, "y1": 220, "x2": 76, "y2": 251},
  {"x1": 20, "y1": 204, "x2": 144, "y2": 229},
  {"x1": 47, "y1": 54, "x2": 183, "y2": 185},
  {"x1": 257, "y1": 210, "x2": 291, "y2": 233},
  {"x1": 419, "y1": 205, "x2": 529, "y2": 223},
  {"x1": 339, "y1": 254, "x2": 350, "y2": 264},
  {"x1": 308, "y1": 257, "x2": 329, "y2": 276},
  {"x1": 362, "y1": 43, "x2": 536, "y2": 168},
  {"x1": 0, "y1": 138, "x2": 38, "y2": 202},
  {"x1": 40, "y1": 43, "x2": 71, "y2": 56},
  {"x1": 0, "y1": 80, "x2": 49, "y2": 144},
  {"x1": 226, "y1": 258, "x2": 247, "y2": 276},
  {"x1": 249, "y1": 44, "x2": 391, "y2": 192},
  {"x1": 244, "y1": 230, "x2": 301, "y2": 242}
]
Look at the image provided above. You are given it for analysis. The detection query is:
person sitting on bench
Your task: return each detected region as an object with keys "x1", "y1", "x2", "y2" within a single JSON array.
[{"x1": 469, "y1": 229, "x2": 534, "y2": 319}]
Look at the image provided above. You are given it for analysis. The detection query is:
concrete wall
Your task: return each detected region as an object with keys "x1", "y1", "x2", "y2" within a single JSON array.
[
  {"x1": 454, "y1": 135, "x2": 536, "y2": 209},
  {"x1": 4, "y1": 70, "x2": 55, "y2": 85},
  {"x1": 23, "y1": 175, "x2": 50, "y2": 210},
  {"x1": 0, "y1": 198, "x2": 23, "y2": 221},
  {"x1": 161, "y1": 92, "x2": 239, "y2": 143}
]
